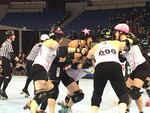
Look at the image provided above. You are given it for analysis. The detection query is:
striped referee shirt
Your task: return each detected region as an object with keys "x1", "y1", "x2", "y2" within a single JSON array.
[
  {"x1": 26, "y1": 42, "x2": 42, "y2": 61},
  {"x1": 0, "y1": 40, "x2": 14, "y2": 60}
]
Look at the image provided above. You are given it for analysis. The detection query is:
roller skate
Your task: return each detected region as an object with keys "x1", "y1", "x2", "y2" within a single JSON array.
[
  {"x1": 0, "y1": 90, "x2": 8, "y2": 100},
  {"x1": 36, "y1": 109, "x2": 46, "y2": 113},
  {"x1": 58, "y1": 101, "x2": 72, "y2": 113},
  {"x1": 20, "y1": 88, "x2": 30, "y2": 98},
  {"x1": 145, "y1": 99, "x2": 150, "y2": 107},
  {"x1": 23, "y1": 100, "x2": 31, "y2": 110},
  {"x1": 24, "y1": 100, "x2": 38, "y2": 113},
  {"x1": 125, "y1": 109, "x2": 130, "y2": 113}
]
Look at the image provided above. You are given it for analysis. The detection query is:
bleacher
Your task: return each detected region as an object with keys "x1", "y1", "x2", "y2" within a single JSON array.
[
  {"x1": 64, "y1": 6, "x2": 150, "y2": 33},
  {"x1": 0, "y1": 11, "x2": 70, "y2": 31}
]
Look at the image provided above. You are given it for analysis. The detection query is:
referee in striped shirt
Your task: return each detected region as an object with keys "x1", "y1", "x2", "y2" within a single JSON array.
[
  {"x1": 0, "y1": 30, "x2": 19, "y2": 99},
  {"x1": 21, "y1": 34, "x2": 49, "y2": 97}
]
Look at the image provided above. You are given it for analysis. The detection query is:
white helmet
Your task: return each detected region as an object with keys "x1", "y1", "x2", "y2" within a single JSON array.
[{"x1": 40, "y1": 34, "x2": 49, "y2": 41}]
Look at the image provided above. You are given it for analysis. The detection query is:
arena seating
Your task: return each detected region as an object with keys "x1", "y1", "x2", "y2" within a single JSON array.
[
  {"x1": 64, "y1": 7, "x2": 149, "y2": 33},
  {"x1": 0, "y1": 11, "x2": 70, "y2": 31}
]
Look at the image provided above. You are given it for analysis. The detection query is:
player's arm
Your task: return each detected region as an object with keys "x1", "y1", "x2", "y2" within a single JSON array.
[
  {"x1": 117, "y1": 38, "x2": 134, "y2": 51},
  {"x1": 78, "y1": 44, "x2": 99, "y2": 69},
  {"x1": 7, "y1": 43, "x2": 19, "y2": 62}
]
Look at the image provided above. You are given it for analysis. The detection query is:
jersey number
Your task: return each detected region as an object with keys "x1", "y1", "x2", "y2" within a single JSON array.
[{"x1": 99, "y1": 49, "x2": 116, "y2": 56}]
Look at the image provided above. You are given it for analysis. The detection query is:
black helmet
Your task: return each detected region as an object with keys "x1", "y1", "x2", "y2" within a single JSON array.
[
  {"x1": 140, "y1": 38, "x2": 149, "y2": 49},
  {"x1": 49, "y1": 27, "x2": 64, "y2": 40},
  {"x1": 80, "y1": 28, "x2": 93, "y2": 40},
  {"x1": 100, "y1": 28, "x2": 112, "y2": 40}
]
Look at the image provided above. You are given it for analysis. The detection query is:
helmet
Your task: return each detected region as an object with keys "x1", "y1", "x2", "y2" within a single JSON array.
[
  {"x1": 49, "y1": 27, "x2": 64, "y2": 40},
  {"x1": 100, "y1": 28, "x2": 112, "y2": 40},
  {"x1": 80, "y1": 28, "x2": 93, "y2": 40},
  {"x1": 40, "y1": 34, "x2": 49, "y2": 41},
  {"x1": 140, "y1": 39, "x2": 149, "y2": 49},
  {"x1": 114, "y1": 23, "x2": 129, "y2": 34},
  {"x1": 5, "y1": 30, "x2": 15, "y2": 36}
]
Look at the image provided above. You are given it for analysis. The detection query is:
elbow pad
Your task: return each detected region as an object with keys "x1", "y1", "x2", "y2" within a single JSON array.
[
  {"x1": 122, "y1": 39, "x2": 130, "y2": 51},
  {"x1": 10, "y1": 52, "x2": 16, "y2": 59},
  {"x1": 67, "y1": 53, "x2": 74, "y2": 59},
  {"x1": 71, "y1": 62, "x2": 80, "y2": 70},
  {"x1": 127, "y1": 32, "x2": 139, "y2": 45},
  {"x1": 82, "y1": 58, "x2": 93, "y2": 69},
  {"x1": 119, "y1": 53, "x2": 126, "y2": 63},
  {"x1": 57, "y1": 46, "x2": 68, "y2": 58},
  {"x1": 132, "y1": 38, "x2": 139, "y2": 45},
  {"x1": 64, "y1": 53, "x2": 74, "y2": 64}
]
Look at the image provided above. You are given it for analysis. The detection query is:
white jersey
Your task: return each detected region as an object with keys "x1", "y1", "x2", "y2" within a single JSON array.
[
  {"x1": 94, "y1": 41, "x2": 120, "y2": 67},
  {"x1": 123, "y1": 45, "x2": 146, "y2": 71},
  {"x1": 33, "y1": 45, "x2": 57, "y2": 72}
]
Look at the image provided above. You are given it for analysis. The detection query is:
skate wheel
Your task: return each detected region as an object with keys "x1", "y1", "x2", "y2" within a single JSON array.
[
  {"x1": 20, "y1": 91, "x2": 24, "y2": 94},
  {"x1": 25, "y1": 95, "x2": 29, "y2": 98},
  {"x1": 23, "y1": 104, "x2": 30, "y2": 110},
  {"x1": 0, "y1": 97, "x2": 7, "y2": 100},
  {"x1": 23, "y1": 106, "x2": 27, "y2": 110}
]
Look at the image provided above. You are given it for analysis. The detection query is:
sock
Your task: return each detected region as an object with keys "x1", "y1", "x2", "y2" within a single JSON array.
[
  {"x1": 0, "y1": 76, "x2": 5, "y2": 88},
  {"x1": 24, "y1": 77, "x2": 32, "y2": 89},
  {"x1": 2, "y1": 76, "x2": 11, "y2": 91}
]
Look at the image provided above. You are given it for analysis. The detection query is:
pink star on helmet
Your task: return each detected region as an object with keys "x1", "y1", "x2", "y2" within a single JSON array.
[{"x1": 82, "y1": 28, "x2": 91, "y2": 35}]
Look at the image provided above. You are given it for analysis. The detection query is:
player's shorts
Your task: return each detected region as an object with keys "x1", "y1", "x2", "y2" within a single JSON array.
[
  {"x1": 130, "y1": 62, "x2": 149, "y2": 81},
  {"x1": 31, "y1": 64, "x2": 48, "y2": 81}
]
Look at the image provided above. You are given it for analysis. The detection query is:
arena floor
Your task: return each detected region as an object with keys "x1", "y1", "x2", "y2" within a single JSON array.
[{"x1": 0, "y1": 76, "x2": 150, "y2": 113}]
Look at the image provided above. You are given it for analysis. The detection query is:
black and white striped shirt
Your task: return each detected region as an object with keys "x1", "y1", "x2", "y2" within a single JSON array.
[
  {"x1": 26, "y1": 42, "x2": 42, "y2": 61},
  {"x1": 0, "y1": 40, "x2": 14, "y2": 60}
]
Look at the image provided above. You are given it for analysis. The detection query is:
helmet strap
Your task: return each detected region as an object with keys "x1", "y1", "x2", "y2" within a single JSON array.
[{"x1": 118, "y1": 31, "x2": 124, "y2": 41}]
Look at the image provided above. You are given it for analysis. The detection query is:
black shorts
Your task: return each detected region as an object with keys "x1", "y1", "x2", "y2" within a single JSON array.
[
  {"x1": 130, "y1": 62, "x2": 149, "y2": 81},
  {"x1": 31, "y1": 64, "x2": 48, "y2": 81},
  {"x1": 60, "y1": 69, "x2": 75, "y2": 87}
]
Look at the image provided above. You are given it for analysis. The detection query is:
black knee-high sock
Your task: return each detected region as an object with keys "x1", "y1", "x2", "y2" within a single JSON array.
[
  {"x1": 0, "y1": 76, "x2": 5, "y2": 88},
  {"x1": 40, "y1": 100, "x2": 47, "y2": 111},
  {"x1": 2, "y1": 76, "x2": 12, "y2": 91},
  {"x1": 24, "y1": 77, "x2": 32, "y2": 90}
]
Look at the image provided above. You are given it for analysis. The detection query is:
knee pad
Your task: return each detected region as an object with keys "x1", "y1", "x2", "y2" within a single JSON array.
[
  {"x1": 71, "y1": 90, "x2": 84, "y2": 103},
  {"x1": 146, "y1": 89, "x2": 150, "y2": 97},
  {"x1": 143, "y1": 80, "x2": 149, "y2": 89},
  {"x1": 34, "y1": 89, "x2": 47, "y2": 105},
  {"x1": 65, "y1": 95, "x2": 71, "y2": 104},
  {"x1": 47, "y1": 87, "x2": 59, "y2": 100},
  {"x1": 129, "y1": 86, "x2": 141, "y2": 100},
  {"x1": 118, "y1": 94, "x2": 130, "y2": 105}
]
